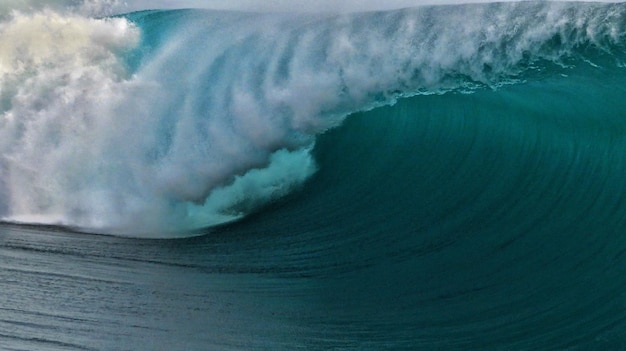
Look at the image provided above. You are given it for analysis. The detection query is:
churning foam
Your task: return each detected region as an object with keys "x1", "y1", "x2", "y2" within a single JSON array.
[
  {"x1": 0, "y1": 3, "x2": 319, "y2": 235},
  {"x1": 0, "y1": 10, "x2": 140, "y2": 229}
]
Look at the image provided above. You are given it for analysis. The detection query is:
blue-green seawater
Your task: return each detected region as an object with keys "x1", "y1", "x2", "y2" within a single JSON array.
[{"x1": 3, "y1": 2, "x2": 626, "y2": 350}]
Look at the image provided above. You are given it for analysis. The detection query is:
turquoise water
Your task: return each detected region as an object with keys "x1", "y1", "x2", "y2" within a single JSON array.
[{"x1": 2, "y1": 2, "x2": 626, "y2": 349}]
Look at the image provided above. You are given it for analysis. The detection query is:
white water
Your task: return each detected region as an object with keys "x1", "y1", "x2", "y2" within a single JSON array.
[{"x1": 0, "y1": 5, "x2": 320, "y2": 234}]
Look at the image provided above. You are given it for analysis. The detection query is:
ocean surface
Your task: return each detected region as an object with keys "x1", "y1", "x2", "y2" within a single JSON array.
[{"x1": 2, "y1": 1, "x2": 626, "y2": 349}]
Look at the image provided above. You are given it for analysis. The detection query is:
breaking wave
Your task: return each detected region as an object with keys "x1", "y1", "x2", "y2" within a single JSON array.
[{"x1": 1, "y1": 1, "x2": 626, "y2": 236}]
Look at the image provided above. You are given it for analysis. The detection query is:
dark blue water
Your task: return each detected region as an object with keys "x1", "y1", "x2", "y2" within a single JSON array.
[{"x1": 3, "y1": 2, "x2": 626, "y2": 350}]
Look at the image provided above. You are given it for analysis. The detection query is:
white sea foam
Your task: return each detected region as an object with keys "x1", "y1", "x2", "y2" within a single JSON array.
[
  {"x1": 0, "y1": 10, "x2": 140, "y2": 228},
  {"x1": 0, "y1": 3, "x2": 320, "y2": 234}
]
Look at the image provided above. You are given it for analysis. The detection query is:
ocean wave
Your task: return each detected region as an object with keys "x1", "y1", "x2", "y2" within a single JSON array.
[{"x1": 0, "y1": 1, "x2": 625, "y2": 235}]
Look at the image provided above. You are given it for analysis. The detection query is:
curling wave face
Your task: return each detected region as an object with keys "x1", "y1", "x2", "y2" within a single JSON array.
[{"x1": 1, "y1": 1, "x2": 626, "y2": 236}]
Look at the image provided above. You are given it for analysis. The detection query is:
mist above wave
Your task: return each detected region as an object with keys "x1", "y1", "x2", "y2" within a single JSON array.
[{"x1": 3, "y1": 0, "x2": 625, "y2": 17}]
